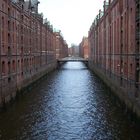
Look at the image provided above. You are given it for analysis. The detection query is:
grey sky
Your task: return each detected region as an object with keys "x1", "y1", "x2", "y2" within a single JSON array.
[{"x1": 38, "y1": 0, "x2": 105, "y2": 47}]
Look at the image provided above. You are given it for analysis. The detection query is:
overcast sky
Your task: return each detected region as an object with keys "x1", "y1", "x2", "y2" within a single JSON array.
[{"x1": 38, "y1": 0, "x2": 105, "y2": 47}]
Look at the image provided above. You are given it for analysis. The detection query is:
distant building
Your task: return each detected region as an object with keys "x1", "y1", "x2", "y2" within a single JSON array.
[
  {"x1": 55, "y1": 32, "x2": 68, "y2": 59},
  {"x1": 68, "y1": 44, "x2": 79, "y2": 57},
  {"x1": 79, "y1": 37, "x2": 89, "y2": 59}
]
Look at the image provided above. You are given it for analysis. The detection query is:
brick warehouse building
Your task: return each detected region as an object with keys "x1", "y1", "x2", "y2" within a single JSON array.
[
  {"x1": 55, "y1": 31, "x2": 68, "y2": 60},
  {"x1": 88, "y1": 0, "x2": 140, "y2": 116},
  {"x1": 0, "y1": 0, "x2": 68, "y2": 105},
  {"x1": 79, "y1": 37, "x2": 89, "y2": 59}
]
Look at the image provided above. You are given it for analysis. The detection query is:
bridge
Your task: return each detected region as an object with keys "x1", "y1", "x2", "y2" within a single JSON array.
[{"x1": 57, "y1": 57, "x2": 88, "y2": 63}]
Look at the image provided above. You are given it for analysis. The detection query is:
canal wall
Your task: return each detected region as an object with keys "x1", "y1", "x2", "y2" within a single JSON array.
[
  {"x1": 89, "y1": 64, "x2": 140, "y2": 119},
  {"x1": 0, "y1": 62, "x2": 57, "y2": 108}
]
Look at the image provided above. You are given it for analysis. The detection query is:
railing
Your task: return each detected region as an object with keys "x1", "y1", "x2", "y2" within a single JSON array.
[{"x1": 58, "y1": 57, "x2": 88, "y2": 62}]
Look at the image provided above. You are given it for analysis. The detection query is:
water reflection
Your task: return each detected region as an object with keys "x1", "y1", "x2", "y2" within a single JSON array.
[{"x1": 0, "y1": 62, "x2": 140, "y2": 140}]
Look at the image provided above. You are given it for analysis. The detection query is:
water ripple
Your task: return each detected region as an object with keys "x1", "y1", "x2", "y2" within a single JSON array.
[{"x1": 0, "y1": 62, "x2": 140, "y2": 140}]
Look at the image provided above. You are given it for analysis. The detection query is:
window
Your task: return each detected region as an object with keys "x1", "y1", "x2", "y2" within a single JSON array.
[
  {"x1": 8, "y1": 33, "x2": 10, "y2": 43},
  {"x1": 124, "y1": 63, "x2": 127, "y2": 75},
  {"x1": 12, "y1": 10, "x2": 14, "y2": 17},
  {"x1": 2, "y1": 4, "x2": 4, "y2": 11},
  {"x1": 2, "y1": 17, "x2": 4, "y2": 28},
  {"x1": 21, "y1": 26, "x2": 23, "y2": 33},
  {"x1": 130, "y1": 64, "x2": 132, "y2": 74},
  {"x1": 21, "y1": 15, "x2": 24, "y2": 21},
  {"x1": 8, "y1": 61, "x2": 10, "y2": 73},
  {"x1": 137, "y1": 22, "x2": 139, "y2": 28},
  {"x1": 12, "y1": 60, "x2": 16, "y2": 72},
  {"x1": 21, "y1": 47, "x2": 23, "y2": 54},
  {"x1": 2, "y1": 31, "x2": 4, "y2": 41},
  {"x1": 137, "y1": 41, "x2": 139, "y2": 46},
  {"x1": 2, "y1": 61, "x2": 5, "y2": 74},
  {"x1": 121, "y1": 16, "x2": 123, "y2": 27},
  {"x1": 2, "y1": 44, "x2": 4, "y2": 48},
  {"x1": 27, "y1": 58, "x2": 29, "y2": 68},
  {"x1": 8, "y1": 77, "x2": 11, "y2": 83},
  {"x1": 13, "y1": 22, "x2": 14, "y2": 31},
  {"x1": 137, "y1": 4, "x2": 139, "y2": 10},
  {"x1": 8, "y1": 7, "x2": 10, "y2": 17},
  {"x1": 21, "y1": 59, "x2": 23, "y2": 70},
  {"x1": 21, "y1": 36, "x2": 23, "y2": 44},
  {"x1": 22, "y1": 5, "x2": 24, "y2": 10},
  {"x1": 8, "y1": 20, "x2": 10, "y2": 30}
]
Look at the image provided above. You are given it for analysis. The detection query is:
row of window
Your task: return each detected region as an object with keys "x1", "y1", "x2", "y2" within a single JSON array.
[
  {"x1": 1, "y1": 57, "x2": 53, "y2": 74},
  {"x1": 1, "y1": 1, "x2": 27, "y2": 23},
  {"x1": 2, "y1": 60, "x2": 15, "y2": 74}
]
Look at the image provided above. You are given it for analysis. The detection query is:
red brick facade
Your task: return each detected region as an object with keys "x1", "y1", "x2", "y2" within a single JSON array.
[
  {"x1": 0, "y1": 0, "x2": 68, "y2": 105},
  {"x1": 88, "y1": 0, "x2": 140, "y2": 96},
  {"x1": 55, "y1": 31, "x2": 68, "y2": 59},
  {"x1": 79, "y1": 37, "x2": 89, "y2": 59}
]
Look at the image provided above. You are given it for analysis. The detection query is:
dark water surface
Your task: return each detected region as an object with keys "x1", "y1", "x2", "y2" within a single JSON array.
[{"x1": 0, "y1": 62, "x2": 140, "y2": 140}]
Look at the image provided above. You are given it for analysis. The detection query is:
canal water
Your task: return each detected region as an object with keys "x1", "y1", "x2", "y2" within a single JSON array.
[{"x1": 0, "y1": 62, "x2": 140, "y2": 140}]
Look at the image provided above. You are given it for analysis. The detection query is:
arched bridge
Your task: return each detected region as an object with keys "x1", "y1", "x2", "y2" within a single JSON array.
[{"x1": 57, "y1": 57, "x2": 89, "y2": 67}]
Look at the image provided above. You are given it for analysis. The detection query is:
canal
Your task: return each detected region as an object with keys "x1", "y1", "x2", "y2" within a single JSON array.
[{"x1": 0, "y1": 62, "x2": 140, "y2": 140}]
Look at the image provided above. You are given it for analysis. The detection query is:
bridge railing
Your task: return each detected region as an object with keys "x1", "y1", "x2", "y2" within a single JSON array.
[{"x1": 57, "y1": 57, "x2": 88, "y2": 62}]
